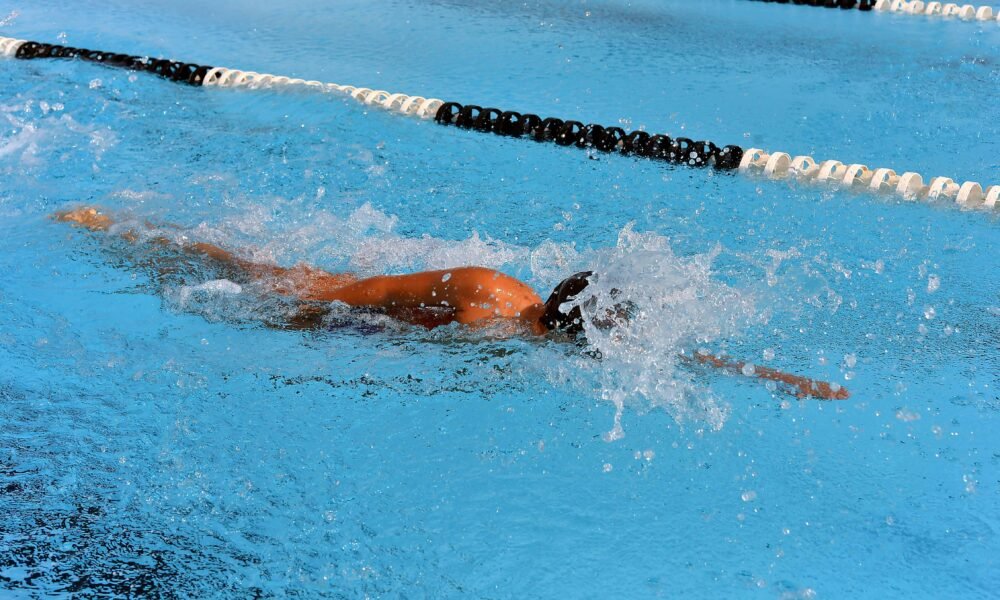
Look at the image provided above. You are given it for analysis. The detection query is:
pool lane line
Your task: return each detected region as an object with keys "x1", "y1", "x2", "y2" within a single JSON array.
[
  {"x1": 2, "y1": 35, "x2": 998, "y2": 211},
  {"x1": 751, "y1": 0, "x2": 877, "y2": 10},
  {"x1": 874, "y1": 1, "x2": 998, "y2": 21},
  {"x1": 1, "y1": 37, "x2": 214, "y2": 84},
  {"x1": 0, "y1": 37, "x2": 446, "y2": 118},
  {"x1": 738, "y1": 149, "x2": 999, "y2": 208},
  {"x1": 432, "y1": 102, "x2": 744, "y2": 170},
  {"x1": 750, "y1": 0, "x2": 1000, "y2": 22},
  {"x1": 872, "y1": 0, "x2": 998, "y2": 20}
]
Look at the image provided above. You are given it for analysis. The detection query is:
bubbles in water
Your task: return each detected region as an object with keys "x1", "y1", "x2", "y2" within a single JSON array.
[{"x1": 927, "y1": 274, "x2": 940, "y2": 293}]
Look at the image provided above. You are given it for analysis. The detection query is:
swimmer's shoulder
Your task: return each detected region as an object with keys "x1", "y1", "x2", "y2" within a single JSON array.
[
  {"x1": 448, "y1": 266, "x2": 524, "y2": 286},
  {"x1": 450, "y1": 267, "x2": 539, "y2": 297}
]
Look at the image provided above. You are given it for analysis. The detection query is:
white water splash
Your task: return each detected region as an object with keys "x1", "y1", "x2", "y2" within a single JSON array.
[
  {"x1": 530, "y1": 239, "x2": 583, "y2": 283},
  {"x1": 177, "y1": 279, "x2": 243, "y2": 305},
  {"x1": 204, "y1": 202, "x2": 532, "y2": 276},
  {"x1": 110, "y1": 189, "x2": 174, "y2": 204},
  {"x1": 352, "y1": 229, "x2": 527, "y2": 274},
  {"x1": 0, "y1": 100, "x2": 117, "y2": 170},
  {"x1": 561, "y1": 224, "x2": 760, "y2": 436},
  {"x1": 166, "y1": 279, "x2": 263, "y2": 324}
]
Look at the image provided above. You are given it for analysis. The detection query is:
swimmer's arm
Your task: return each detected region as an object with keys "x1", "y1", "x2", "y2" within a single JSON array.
[
  {"x1": 688, "y1": 351, "x2": 849, "y2": 400},
  {"x1": 53, "y1": 206, "x2": 336, "y2": 288},
  {"x1": 56, "y1": 207, "x2": 258, "y2": 268}
]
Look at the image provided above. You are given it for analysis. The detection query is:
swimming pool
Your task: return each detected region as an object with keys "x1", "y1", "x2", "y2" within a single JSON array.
[{"x1": 1, "y1": 0, "x2": 998, "y2": 596}]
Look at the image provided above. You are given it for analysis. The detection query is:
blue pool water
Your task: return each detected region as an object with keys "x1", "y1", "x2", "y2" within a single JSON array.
[{"x1": 1, "y1": 0, "x2": 998, "y2": 596}]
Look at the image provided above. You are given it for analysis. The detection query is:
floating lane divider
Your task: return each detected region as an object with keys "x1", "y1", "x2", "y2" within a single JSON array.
[
  {"x1": 2, "y1": 35, "x2": 997, "y2": 211},
  {"x1": 432, "y1": 102, "x2": 744, "y2": 170},
  {"x1": 737, "y1": 149, "x2": 999, "y2": 208},
  {"x1": 872, "y1": 1, "x2": 998, "y2": 21},
  {"x1": 0, "y1": 37, "x2": 445, "y2": 118},
  {"x1": 751, "y1": 0, "x2": 999, "y2": 22},
  {"x1": 751, "y1": 0, "x2": 877, "y2": 9}
]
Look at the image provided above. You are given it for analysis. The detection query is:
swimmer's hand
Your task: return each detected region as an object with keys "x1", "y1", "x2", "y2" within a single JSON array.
[{"x1": 53, "y1": 206, "x2": 113, "y2": 231}]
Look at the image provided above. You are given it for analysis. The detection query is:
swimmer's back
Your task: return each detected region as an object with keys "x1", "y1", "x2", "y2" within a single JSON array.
[{"x1": 321, "y1": 266, "x2": 545, "y2": 326}]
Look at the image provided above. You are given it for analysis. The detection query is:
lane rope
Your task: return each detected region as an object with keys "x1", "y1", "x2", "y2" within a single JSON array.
[
  {"x1": 751, "y1": 0, "x2": 999, "y2": 22},
  {"x1": 1, "y1": 35, "x2": 997, "y2": 211},
  {"x1": 873, "y1": 0, "x2": 997, "y2": 19},
  {"x1": 5, "y1": 37, "x2": 445, "y2": 119},
  {"x1": 433, "y1": 102, "x2": 744, "y2": 170},
  {"x1": 751, "y1": 0, "x2": 877, "y2": 9}
]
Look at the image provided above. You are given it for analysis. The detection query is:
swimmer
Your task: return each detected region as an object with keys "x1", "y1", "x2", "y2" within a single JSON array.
[{"x1": 55, "y1": 206, "x2": 849, "y2": 400}]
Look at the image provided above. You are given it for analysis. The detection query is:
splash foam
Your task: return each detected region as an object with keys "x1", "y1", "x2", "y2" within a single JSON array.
[
  {"x1": 561, "y1": 224, "x2": 760, "y2": 437},
  {"x1": 0, "y1": 99, "x2": 116, "y2": 170}
]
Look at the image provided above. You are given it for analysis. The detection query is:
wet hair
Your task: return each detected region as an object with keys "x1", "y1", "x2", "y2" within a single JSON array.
[{"x1": 540, "y1": 271, "x2": 593, "y2": 335}]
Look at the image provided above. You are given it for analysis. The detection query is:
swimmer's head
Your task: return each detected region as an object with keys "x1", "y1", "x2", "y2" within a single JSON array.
[{"x1": 540, "y1": 271, "x2": 635, "y2": 337}]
